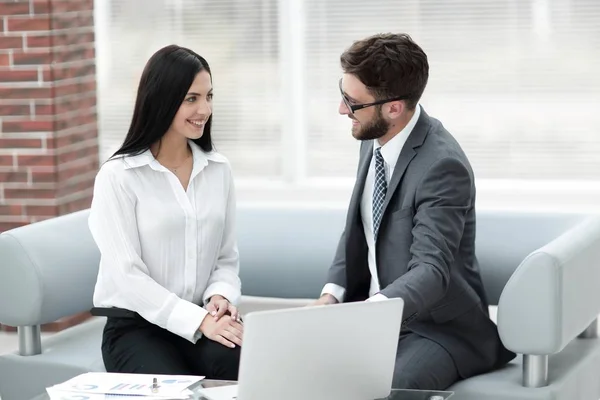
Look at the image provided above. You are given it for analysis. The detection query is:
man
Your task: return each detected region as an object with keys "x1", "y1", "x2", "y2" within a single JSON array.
[{"x1": 313, "y1": 33, "x2": 515, "y2": 390}]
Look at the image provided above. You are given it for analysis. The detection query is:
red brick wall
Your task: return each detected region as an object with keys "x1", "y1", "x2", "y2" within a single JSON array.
[{"x1": 0, "y1": 0, "x2": 99, "y2": 233}]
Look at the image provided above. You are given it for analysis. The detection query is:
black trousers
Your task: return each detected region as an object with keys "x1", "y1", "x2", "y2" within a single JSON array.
[
  {"x1": 101, "y1": 316, "x2": 241, "y2": 380},
  {"x1": 392, "y1": 332, "x2": 459, "y2": 390}
]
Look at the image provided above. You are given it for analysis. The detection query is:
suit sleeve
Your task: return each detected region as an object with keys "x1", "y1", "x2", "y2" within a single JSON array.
[
  {"x1": 322, "y1": 141, "x2": 372, "y2": 302},
  {"x1": 321, "y1": 229, "x2": 347, "y2": 302},
  {"x1": 379, "y1": 156, "x2": 473, "y2": 322}
]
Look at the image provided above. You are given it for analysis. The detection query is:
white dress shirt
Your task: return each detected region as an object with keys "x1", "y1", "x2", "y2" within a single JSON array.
[
  {"x1": 89, "y1": 140, "x2": 241, "y2": 343},
  {"x1": 322, "y1": 105, "x2": 421, "y2": 302}
]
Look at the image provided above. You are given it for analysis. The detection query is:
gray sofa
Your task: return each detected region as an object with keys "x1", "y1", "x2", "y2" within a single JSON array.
[{"x1": 1, "y1": 204, "x2": 600, "y2": 400}]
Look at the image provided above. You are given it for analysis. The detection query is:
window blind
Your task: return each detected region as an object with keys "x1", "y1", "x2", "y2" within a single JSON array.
[
  {"x1": 95, "y1": 0, "x2": 280, "y2": 177},
  {"x1": 304, "y1": 0, "x2": 600, "y2": 180},
  {"x1": 96, "y1": 0, "x2": 600, "y2": 183}
]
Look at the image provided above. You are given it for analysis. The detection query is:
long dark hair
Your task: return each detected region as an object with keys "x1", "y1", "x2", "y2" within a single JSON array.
[{"x1": 111, "y1": 45, "x2": 214, "y2": 159}]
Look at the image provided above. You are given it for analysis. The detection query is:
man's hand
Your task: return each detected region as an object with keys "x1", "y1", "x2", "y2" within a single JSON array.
[
  {"x1": 199, "y1": 314, "x2": 244, "y2": 348},
  {"x1": 206, "y1": 295, "x2": 240, "y2": 322},
  {"x1": 309, "y1": 293, "x2": 339, "y2": 307}
]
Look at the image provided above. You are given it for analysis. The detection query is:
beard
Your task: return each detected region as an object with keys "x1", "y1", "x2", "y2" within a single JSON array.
[{"x1": 351, "y1": 107, "x2": 390, "y2": 141}]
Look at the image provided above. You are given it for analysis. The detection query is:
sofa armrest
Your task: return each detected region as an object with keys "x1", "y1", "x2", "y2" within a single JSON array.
[
  {"x1": 0, "y1": 210, "x2": 99, "y2": 327},
  {"x1": 498, "y1": 216, "x2": 600, "y2": 355}
]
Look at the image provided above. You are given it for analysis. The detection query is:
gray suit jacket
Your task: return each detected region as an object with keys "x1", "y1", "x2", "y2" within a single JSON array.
[{"x1": 326, "y1": 108, "x2": 515, "y2": 378}]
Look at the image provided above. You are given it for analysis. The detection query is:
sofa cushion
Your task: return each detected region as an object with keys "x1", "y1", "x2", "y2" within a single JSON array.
[
  {"x1": 0, "y1": 317, "x2": 105, "y2": 400},
  {"x1": 448, "y1": 337, "x2": 600, "y2": 400}
]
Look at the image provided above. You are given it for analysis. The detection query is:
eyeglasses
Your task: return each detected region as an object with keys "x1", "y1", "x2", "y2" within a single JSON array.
[{"x1": 339, "y1": 78, "x2": 410, "y2": 115}]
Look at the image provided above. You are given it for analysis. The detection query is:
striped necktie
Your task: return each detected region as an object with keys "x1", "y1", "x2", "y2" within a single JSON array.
[{"x1": 372, "y1": 147, "x2": 387, "y2": 238}]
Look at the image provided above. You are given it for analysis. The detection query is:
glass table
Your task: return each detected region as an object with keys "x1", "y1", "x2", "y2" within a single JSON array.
[
  {"x1": 32, "y1": 379, "x2": 454, "y2": 399},
  {"x1": 193, "y1": 380, "x2": 453, "y2": 400}
]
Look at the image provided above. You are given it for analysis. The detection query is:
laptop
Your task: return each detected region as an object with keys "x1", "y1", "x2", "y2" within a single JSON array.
[{"x1": 201, "y1": 298, "x2": 404, "y2": 400}]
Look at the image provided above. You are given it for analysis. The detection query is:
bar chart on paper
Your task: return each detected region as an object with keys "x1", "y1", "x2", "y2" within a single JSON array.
[{"x1": 45, "y1": 372, "x2": 204, "y2": 399}]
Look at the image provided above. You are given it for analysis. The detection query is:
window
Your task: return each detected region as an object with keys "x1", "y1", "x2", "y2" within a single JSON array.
[
  {"x1": 95, "y1": 0, "x2": 600, "y2": 209},
  {"x1": 95, "y1": 0, "x2": 280, "y2": 177}
]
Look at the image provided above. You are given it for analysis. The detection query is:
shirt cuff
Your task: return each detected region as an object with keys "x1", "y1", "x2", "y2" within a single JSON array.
[
  {"x1": 167, "y1": 299, "x2": 209, "y2": 343},
  {"x1": 366, "y1": 293, "x2": 388, "y2": 302},
  {"x1": 203, "y1": 282, "x2": 241, "y2": 306},
  {"x1": 193, "y1": 329, "x2": 204, "y2": 342},
  {"x1": 321, "y1": 283, "x2": 346, "y2": 303}
]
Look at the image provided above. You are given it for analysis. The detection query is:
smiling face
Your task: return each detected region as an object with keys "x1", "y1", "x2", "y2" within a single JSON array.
[
  {"x1": 338, "y1": 73, "x2": 390, "y2": 141},
  {"x1": 166, "y1": 69, "x2": 213, "y2": 141}
]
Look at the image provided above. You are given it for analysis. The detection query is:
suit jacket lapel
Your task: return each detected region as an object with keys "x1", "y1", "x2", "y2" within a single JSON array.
[
  {"x1": 347, "y1": 141, "x2": 372, "y2": 227},
  {"x1": 381, "y1": 108, "x2": 431, "y2": 217}
]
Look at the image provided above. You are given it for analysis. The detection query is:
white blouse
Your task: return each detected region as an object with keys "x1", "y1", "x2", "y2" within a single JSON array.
[{"x1": 89, "y1": 141, "x2": 241, "y2": 343}]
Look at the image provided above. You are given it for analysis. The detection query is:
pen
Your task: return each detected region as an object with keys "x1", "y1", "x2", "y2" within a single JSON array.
[{"x1": 152, "y1": 377, "x2": 158, "y2": 393}]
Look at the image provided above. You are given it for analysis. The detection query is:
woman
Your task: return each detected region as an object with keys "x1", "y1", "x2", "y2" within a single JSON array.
[{"x1": 88, "y1": 44, "x2": 243, "y2": 379}]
